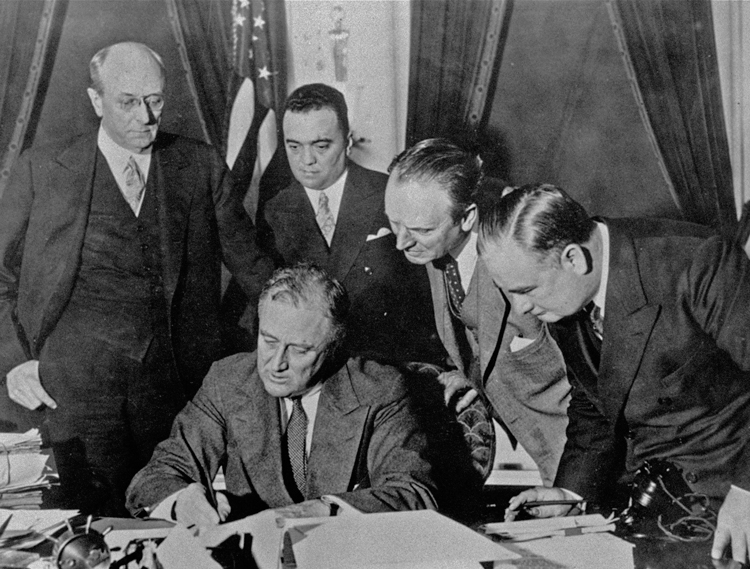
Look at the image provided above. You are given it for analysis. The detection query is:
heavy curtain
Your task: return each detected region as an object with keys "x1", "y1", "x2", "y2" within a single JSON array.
[
  {"x1": 0, "y1": 0, "x2": 67, "y2": 202},
  {"x1": 609, "y1": 0, "x2": 737, "y2": 238},
  {"x1": 406, "y1": 0, "x2": 512, "y2": 148}
]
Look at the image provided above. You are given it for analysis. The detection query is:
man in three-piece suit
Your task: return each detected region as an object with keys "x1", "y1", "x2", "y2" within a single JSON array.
[
  {"x1": 0, "y1": 42, "x2": 272, "y2": 515},
  {"x1": 384, "y1": 139, "x2": 570, "y2": 485},
  {"x1": 482, "y1": 184, "x2": 750, "y2": 563},
  {"x1": 126, "y1": 264, "x2": 437, "y2": 525},
  {"x1": 229, "y1": 83, "x2": 441, "y2": 364}
]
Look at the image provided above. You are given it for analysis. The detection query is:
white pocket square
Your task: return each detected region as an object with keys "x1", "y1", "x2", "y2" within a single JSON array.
[{"x1": 366, "y1": 227, "x2": 392, "y2": 241}]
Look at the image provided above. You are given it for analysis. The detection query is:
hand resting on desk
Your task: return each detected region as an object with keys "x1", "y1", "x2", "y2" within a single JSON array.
[
  {"x1": 711, "y1": 485, "x2": 750, "y2": 564},
  {"x1": 505, "y1": 486, "x2": 577, "y2": 521},
  {"x1": 174, "y1": 482, "x2": 231, "y2": 527},
  {"x1": 274, "y1": 499, "x2": 331, "y2": 519}
]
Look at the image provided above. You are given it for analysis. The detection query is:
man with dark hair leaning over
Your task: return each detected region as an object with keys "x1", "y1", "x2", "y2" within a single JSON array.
[
  {"x1": 479, "y1": 183, "x2": 750, "y2": 563},
  {"x1": 126, "y1": 264, "x2": 437, "y2": 525},
  {"x1": 384, "y1": 139, "x2": 570, "y2": 486}
]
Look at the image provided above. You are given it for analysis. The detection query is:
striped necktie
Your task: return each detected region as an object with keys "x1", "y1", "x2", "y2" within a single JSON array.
[
  {"x1": 123, "y1": 156, "x2": 146, "y2": 214},
  {"x1": 316, "y1": 191, "x2": 336, "y2": 245},
  {"x1": 286, "y1": 397, "x2": 308, "y2": 497}
]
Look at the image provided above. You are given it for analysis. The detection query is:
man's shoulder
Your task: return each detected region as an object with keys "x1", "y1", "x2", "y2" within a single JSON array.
[
  {"x1": 606, "y1": 216, "x2": 715, "y2": 243},
  {"x1": 20, "y1": 132, "x2": 96, "y2": 163},
  {"x1": 154, "y1": 131, "x2": 218, "y2": 158},
  {"x1": 346, "y1": 161, "x2": 388, "y2": 192},
  {"x1": 340, "y1": 356, "x2": 408, "y2": 404},
  {"x1": 202, "y1": 351, "x2": 258, "y2": 393}
]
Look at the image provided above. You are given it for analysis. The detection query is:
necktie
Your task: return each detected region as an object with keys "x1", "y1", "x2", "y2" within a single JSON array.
[
  {"x1": 440, "y1": 255, "x2": 465, "y2": 316},
  {"x1": 286, "y1": 397, "x2": 308, "y2": 497},
  {"x1": 587, "y1": 302, "x2": 604, "y2": 339},
  {"x1": 123, "y1": 156, "x2": 146, "y2": 214},
  {"x1": 316, "y1": 191, "x2": 335, "y2": 245}
]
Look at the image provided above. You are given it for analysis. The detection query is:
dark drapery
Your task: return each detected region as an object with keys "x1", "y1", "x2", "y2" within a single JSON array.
[
  {"x1": 406, "y1": 0, "x2": 512, "y2": 149},
  {"x1": 610, "y1": 0, "x2": 736, "y2": 238},
  {"x1": 166, "y1": 0, "x2": 233, "y2": 148},
  {"x1": 0, "y1": 0, "x2": 67, "y2": 202}
]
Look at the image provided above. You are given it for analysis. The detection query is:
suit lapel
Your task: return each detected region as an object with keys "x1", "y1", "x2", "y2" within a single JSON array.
[
  {"x1": 149, "y1": 136, "x2": 192, "y2": 305},
  {"x1": 307, "y1": 363, "x2": 368, "y2": 497},
  {"x1": 36, "y1": 135, "x2": 98, "y2": 346},
  {"x1": 231, "y1": 369, "x2": 293, "y2": 505},
  {"x1": 599, "y1": 220, "x2": 660, "y2": 419},
  {"x1": 475, "y1": 259, "x2": 509, "y2": 384},
  {"x1": 275, "y1": 183, "x2": 330, "y2": 264},
  {"x1": 427, "y1": 263, "x2": 465, "y2": 373},
  {"x1": 327, "y1": 163, "x2": 380, "y2": 281}
]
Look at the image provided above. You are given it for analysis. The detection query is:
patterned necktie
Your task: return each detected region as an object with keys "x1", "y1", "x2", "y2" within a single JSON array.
[
  {"x1": 587, "y1": 302, "x2": 604, "y2": 339},
  {"x1": 286, "y1": 397, "x2": 308, "y2": 497},
  {"x1": 316, "y1": 191, "x2": 336, "y2": 245},
  {"x1": 439, "y1": 254, "x2": 465, "y2": 316},
  {"x1": 123, "y1": 156, "x2": 146, "y2": 214}
]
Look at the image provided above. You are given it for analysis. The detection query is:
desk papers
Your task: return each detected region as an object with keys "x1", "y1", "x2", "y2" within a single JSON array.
[{"x1": 289, "y1": 510, "x2": 518, "y2": 569}]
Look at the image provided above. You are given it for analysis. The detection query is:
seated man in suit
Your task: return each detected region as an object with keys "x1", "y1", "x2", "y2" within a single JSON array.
[
  {"x1": 223, "y1": 83, "x2": 442, "y2": 364},
  {"x1": 384, "y1": 139, "x2": 570, "y2": 485},
  {"x1": 481, "y1": 184, "x2": 750, "y2": 563},
  {"x1": 126, "y1": 264, "x2": 437, "y2": 525}
]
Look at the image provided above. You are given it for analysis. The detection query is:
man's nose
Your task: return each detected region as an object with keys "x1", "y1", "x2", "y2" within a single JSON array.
[
  {"x1": 394, "y1": 227, "x2": 413, "y2": 251},
  {"x1": 300, "y1": 147, "x2": 316, "y2": 165},
  {"x1": 513, "y1": 295, "x2": 534, "y2": 314},
  {"x1": 271, "y1": 346, "x2": 288, "y2": 370}
]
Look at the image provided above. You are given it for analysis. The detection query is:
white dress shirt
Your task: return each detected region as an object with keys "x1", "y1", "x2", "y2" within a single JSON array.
[
  {"x1": 304, "y1": 169, "x2": 348, "y2": 226},
  {"x1": 97, "y1": 126, "x2": 152, "y2": 217}
]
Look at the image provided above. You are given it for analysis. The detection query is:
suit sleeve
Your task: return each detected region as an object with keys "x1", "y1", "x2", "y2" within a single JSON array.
[
  {"x1": 329, "y1": 394, "x2": 438, "y2": 513},
  {"x1": 553, "y1": 379, "x2": 625, "y2": 503},
  {"x1": 0, "y1": 153, "x2": 36, "y2": 378},
  {"x1": 125, "y1": 365, "x2": 229, "y2": 515},
  {"x1": 208, "y1": 147, "x2": 274, "y2": 319},
  {"x1": 682, "y1": 236, "x2": 750, "y2": 371}
]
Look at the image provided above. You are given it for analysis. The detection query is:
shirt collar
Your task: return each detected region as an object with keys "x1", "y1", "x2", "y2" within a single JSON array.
[
  {"x1": 593, "y1": 221, "x2": 610, "y2": 316},
  {"x1": 97, "y1": 126, "x2": 152, "y2": 179}
]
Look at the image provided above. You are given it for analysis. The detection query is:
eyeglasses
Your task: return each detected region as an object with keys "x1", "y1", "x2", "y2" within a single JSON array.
[{"x1": 116, "y1": 94, "x2": 165, "y2": 113}]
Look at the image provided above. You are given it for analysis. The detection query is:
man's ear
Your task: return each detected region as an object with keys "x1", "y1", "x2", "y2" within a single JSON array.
[
  {"x1": 87, "y1": 88, "x2": 104, "y2": 118},
  {"x1": 560, "y1": 244, "x2": 591, "y2": 276},
  {"x1": 460, "y1": 203, "x2": 477, "y2": 232}
]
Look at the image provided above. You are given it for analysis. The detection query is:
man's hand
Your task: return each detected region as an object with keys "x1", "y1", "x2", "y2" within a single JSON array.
[
  {"x1": 505, "y1": 486, "x2": 576, "y2": 521},
  {"x1": 274, "y1": 499, "x2": 331, "y2": 519},
  {"x1": 437, "y1": 370, "x2": 478, "y2": 413},
  {"x1": 174, "y1": 483, "x2": 230, "y2": 527},
  {"x1": 6, "y1": 360, "x2": 56, "y2": 410},
  {"x1": 711, "y1": 486, "x2": 750, "y2": 563}
]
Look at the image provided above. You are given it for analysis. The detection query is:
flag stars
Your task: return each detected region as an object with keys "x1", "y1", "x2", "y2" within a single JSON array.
[
  {"x1": 233, "y1": 14, "x2": 246, "y2": 27},
  {"x1": 254, "y1": 15, "x2": 266, "y2": 29},
  {"x1": 238, "y1": 0, "x2": 250, "y2": 7},
  {"x1": 258, "y1": 66, "x2": 273, "y2": 80}
]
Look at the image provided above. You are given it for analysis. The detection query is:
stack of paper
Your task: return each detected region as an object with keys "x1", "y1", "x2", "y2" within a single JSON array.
[{"x1": 0, "y1": 430, "x2": 58, "y2": 509}]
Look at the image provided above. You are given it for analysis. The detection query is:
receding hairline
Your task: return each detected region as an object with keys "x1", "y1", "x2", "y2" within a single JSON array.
[{"x1": 90, "y1": 42, "x2": 165, "y2": 92}]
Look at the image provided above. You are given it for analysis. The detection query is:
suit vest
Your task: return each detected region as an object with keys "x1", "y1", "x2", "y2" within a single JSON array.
[{"x1": 54, "y1": 150, "x2": 169, "y2": 362}]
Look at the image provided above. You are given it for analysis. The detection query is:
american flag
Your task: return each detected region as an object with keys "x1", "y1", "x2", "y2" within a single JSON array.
[{"x1": 226, "y1": 0, "x2": 286, "y2": 220}]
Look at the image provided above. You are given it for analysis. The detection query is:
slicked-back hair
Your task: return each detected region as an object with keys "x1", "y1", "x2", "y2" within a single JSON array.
[
  {"x1": 259, "y1": 262, "x2": 349, "y2": 355},
  {"x1": 388, "y1": 138, "x2": 483, "y2": 223},
  {"x1": 90, "y1": 42, "x2": 165, "y2": 93},
  {"x1": 284, "y1": 83, "x2": 349, "y2": 138},
  {"x1": 477, "y1": 183, "x2": 596, "y2": 264}
]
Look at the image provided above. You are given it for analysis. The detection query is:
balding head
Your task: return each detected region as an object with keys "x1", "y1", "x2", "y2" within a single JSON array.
[{"x1": 87, "y1": 42, "x2": 166, "y2": 153}]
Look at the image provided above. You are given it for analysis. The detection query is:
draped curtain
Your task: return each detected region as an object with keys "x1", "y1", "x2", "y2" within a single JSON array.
[
  {"x1": 0, "y1": 0, "x2": 67, "y2": 202},
  {"x1": 608, "y1": 0, "x2": 737, "y2": 239},
  {"x1": 406, "y1": 0, "x2": 512, "y2": 149}
]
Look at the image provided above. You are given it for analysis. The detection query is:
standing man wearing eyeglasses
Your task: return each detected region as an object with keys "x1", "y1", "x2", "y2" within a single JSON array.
[{"x1": 0, "y1": 42, "x2": 272, "y2": 515}]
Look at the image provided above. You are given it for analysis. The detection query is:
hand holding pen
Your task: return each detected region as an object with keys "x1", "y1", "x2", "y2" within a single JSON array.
[{"x1": 504, "y1": 486, "x2": 584, "y2": 522}]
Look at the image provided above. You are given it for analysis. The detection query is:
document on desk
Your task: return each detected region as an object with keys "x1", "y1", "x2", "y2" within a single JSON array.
[
  {"x1": 290, "y1": 510, "x2": 518, "y2": 569},
  {"x1": 499, "y1": 532, "x2": 635, "y2": 569}
]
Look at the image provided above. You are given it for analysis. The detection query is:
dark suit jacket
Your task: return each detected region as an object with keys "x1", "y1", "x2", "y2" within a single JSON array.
[
  {"x1": 552, "y1": 218, "x2": 750, "y2": 505},
  {"x1": 125, "y1": 353, "x2": 438, "y2": 516},
  {"x1": 255, "y1": 161, "x2": 441, "y2": 363},
  {"x1": 427, "y1": 256, "x2": 570, "y2": 485},
  {"x1": 0, "y1": 131, "x2": 272, "y2": 395}
]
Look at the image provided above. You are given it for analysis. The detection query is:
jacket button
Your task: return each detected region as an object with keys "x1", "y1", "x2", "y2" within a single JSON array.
[
  {"x1": 363, "y1": 266, "x2": 373, "y2": 275},
  {"x1": 685, "y1": 471, "x2": 698, "y2": 484},
  {"x1": 625, "y1": 430, "x2": 635, "y2": 439},
  {"x1": 657, "y1": 397, "x2": 673, "y2": 405}
]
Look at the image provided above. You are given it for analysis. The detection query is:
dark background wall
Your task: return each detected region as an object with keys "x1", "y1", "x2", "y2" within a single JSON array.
[{"x1": 482, "y1": 0, "x2": 678, "y2": 220}]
